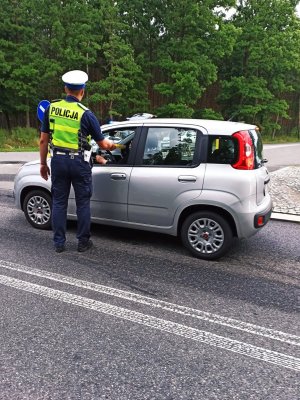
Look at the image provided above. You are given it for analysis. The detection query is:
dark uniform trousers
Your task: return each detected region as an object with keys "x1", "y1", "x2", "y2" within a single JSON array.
[{"x1": 51, "y1": 152, "x2": 92, "y2": 246}]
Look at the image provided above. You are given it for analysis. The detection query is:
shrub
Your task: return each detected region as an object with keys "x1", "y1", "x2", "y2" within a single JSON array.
[{"x1": 0, "y1": 128, "x2": 39, "y2": 150}]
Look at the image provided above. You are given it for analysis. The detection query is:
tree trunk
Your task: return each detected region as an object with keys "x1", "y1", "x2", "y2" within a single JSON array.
[
  {"x1": 272, "y1": 114, "x2": 279, "y2": 140},
  {"x1": 26, "y1": 99, "x2": 30, "y2": 128},
  {"x1": 4, "y1": 112, "x2": 11, "y2": 133},
  {"x1": 298, "y1": 93, "x2": 300, "y2": 140},
  {"x1": 109, "y1": 99, "x2": 113, "y2": 121}
]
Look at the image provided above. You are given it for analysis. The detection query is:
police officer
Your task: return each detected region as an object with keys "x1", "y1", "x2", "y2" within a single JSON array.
[{"x1": 39, "y1": 70, "x2": 122, "y2": 253}]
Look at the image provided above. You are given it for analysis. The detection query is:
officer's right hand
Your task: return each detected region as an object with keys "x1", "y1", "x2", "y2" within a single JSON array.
[
  {"x1": 40, "y1": 164, "x2": 50, "y2": 181},
  {"x1": 114, "y1": 143, "x2": 126, "y2": 150}
]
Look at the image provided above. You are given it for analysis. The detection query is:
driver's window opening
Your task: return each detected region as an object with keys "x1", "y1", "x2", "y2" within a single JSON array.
[
  {"x1": 143, "y1": 127, "x2": 197, "y2": 166},
  {"x1": 93, "y1": 128, "x2": 136, "y2": 165}
]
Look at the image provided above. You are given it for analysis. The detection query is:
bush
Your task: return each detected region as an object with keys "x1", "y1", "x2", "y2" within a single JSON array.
[
  {"x1": 0, "y1": 127, "x2": 39, "y2": 150},
  {"x1": 261, "y1": 130, "x2": 300, "y2": 143},
  {"x1": 193, "y1": 108, "x2": 224, "y2": 120}
]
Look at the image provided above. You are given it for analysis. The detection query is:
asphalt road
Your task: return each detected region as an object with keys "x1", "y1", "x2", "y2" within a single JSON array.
[
  {"x1": 0, "y1": 194, "x2": 299, "y2": 400},
  {"x1": 263, "y1": 142, "x2": 300, "y2": 172}
]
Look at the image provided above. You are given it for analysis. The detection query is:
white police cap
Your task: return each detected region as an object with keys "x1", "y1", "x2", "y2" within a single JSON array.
[{"x1": 62, "y1": 70, "x2": 88, "y2": 90}]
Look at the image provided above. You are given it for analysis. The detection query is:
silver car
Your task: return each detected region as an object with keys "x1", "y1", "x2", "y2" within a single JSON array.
[{"x1": 14, "y1": 118, "x2": 272, "y2": 260}]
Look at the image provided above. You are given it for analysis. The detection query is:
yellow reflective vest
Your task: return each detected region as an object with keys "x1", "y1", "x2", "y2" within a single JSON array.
[{"x1": 49, "y1": 100, "x2": 88, "y2": 150}]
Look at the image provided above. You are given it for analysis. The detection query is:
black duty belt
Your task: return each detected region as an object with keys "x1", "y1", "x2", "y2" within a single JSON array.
[{"x1": 53, "y1": 149, "x2": 82, "y2": 157}]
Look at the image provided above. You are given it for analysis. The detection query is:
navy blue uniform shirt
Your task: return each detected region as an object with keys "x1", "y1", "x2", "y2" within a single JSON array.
[{"x1": 41, "y1": 95, "x2": 105, "y2": 142}]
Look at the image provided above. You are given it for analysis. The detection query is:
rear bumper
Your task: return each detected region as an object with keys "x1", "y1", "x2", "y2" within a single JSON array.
[
  {"x1": 254, "y1": 204, "x2": 273, "y2": 228},
  {"x1": 233, "y1": 194, "x2": 273, "y2": 238}
]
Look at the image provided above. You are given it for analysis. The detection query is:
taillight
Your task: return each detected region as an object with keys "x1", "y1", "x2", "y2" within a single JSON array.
[{"x1": 232, "y1": 130, "x2": 255, "y2": 170}]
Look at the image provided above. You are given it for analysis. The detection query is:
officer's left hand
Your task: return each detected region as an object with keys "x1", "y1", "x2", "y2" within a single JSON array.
[
  {"x1": 95, "y1": 155, "x2": 108, "y2": 164},
  {"x1": 40, "y1": 164, "x2": 50, "y2": 181}
]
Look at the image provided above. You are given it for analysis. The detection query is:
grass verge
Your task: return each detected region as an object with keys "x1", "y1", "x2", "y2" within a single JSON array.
[{"x1": 0, "y1": 128, "x2": 39, "y2": 152}]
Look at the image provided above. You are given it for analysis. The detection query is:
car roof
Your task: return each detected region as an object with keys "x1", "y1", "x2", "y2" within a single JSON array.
[{"x1": 101, "y1": 118, "x2": 257, "y2": 136}]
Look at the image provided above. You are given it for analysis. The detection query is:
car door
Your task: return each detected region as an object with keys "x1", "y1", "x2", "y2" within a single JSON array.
[
  {"x1": 68, "y1": 126, "x2": 139, "y2": 222},
  {"x1": 128, "y1": 125, "x2": 206, "y2": 227}
]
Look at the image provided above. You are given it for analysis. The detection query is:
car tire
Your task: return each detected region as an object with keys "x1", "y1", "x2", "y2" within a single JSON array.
[
  {"x1": 23, "y1": 190, "x2": 52, "y2": 230},
  {"x1": 181, "y1": 211, "x2": 233, "y2": 260}
]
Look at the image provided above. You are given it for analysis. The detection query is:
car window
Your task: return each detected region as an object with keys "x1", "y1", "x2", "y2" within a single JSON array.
[
  {"x1": 94, "y1": 128, "x2": 137, "y2": 166},
  {"x1": 249, "y1": 129, "x2": 264, "y2": 167},
  {"x1": 207, "y1": 136, "x2": 238, "y2": 164},
  {"x1": 142, "y1": 127, "x2": 197, "y2": 166},
  {"x1": 104, "y1": 127, "x2": 135, "y2": 142}
]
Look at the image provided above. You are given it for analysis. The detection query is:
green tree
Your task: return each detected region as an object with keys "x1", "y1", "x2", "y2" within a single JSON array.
[
  {"x1": 153, "y1": 0, "x2": 238, "y2": 117},
  {"x1": 31, "y1": 0, "x2": 101, "y2": 99},
  {"x1": 219, "y1": 0, "x2": 300, "y2": 135},
  {"x1": 0, "y1": 0, "x2": 42, "y2": 129},
  {"x1": 0, "y1": 0, "x2": 102, "y2": 129},
  {"x1": 117, "y1": 0, "x2": 166, "y2": 110},
  {"x1": 88, "y1": 0, "x2": 148, "y2": 120},
  {"x1": 118, "y1": 0, "x2": 237, "y2": 117},
  {"x1": 2, "y1": 0, "x2": 299, "y2": 131}
]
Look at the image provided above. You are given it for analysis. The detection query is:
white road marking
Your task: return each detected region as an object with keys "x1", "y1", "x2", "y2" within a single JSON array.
[
  {"x1": 0, "y1": 260, "x2": 299, "y2": 346},
  {"x1": 0, "y1": 274, "x2": 299, "y2": 371}
]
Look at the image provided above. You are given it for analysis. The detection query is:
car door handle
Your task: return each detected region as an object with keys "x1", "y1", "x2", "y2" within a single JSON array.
[
  {"x1": 110, "y1": 173, "x2": 127, "y2": 180},
  {"x1": 178, "y1": 175, "x2": 197, "y2": 183}
]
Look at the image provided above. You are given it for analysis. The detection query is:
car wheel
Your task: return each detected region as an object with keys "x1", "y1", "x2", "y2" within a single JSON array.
[
  {"x1": 23, "y1": 190, "x2": 52, "y2": 230},
  {"x1": 181, "y1": 211, "x2": 233, "y2": 260}
]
